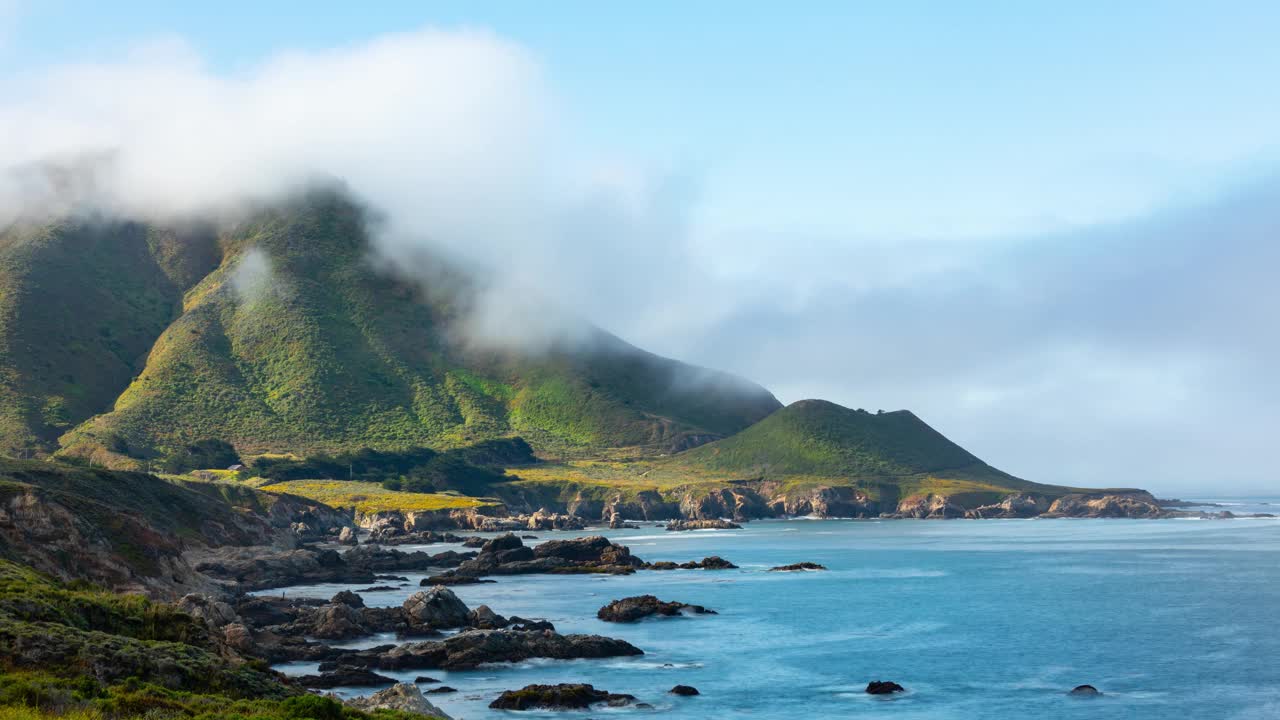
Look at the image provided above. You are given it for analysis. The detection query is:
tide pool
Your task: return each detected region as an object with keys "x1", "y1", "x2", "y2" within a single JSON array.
[{"x1": 269, "y1": 512, "x2": 1280, "y2": 719}]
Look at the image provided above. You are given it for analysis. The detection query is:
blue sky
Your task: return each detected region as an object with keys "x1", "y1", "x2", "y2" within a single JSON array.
[{"x1": 1, "y1": 1, "x2": 1278, "y2": 493}]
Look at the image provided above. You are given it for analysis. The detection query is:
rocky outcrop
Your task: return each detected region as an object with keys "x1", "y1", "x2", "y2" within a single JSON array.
[
  {"x1": 888, "y1": 494, "x2": 966, "y2": 519},
  {"x1": 666, "y1": 519, "x2": 741, "y2": 531},
  {"x1": 332, "y1": 628, "x2": 643, "y2": 671},
  {"x1": 965, "y1": 494, "x2": 1051, "y2": 519},
  {"x1": 596, "y1": 595, "x2": 717, "y2": 622},
  {"x1": 768, "y1": 562, "x2": 826, "y2": 571},
  {"x1": 191, "y1": 544, "x2": 475, "y2": 592},
  {"x1": 346, "y1": 683, "x2": 451, "y2": 718},
  {"x1": 296, "y1": 666, "x2": 397, "y2": 688},
  {"x1": 670, "y1": 685, "x2": 700, "y2": 696},
  {"x1": 1042, "y1": 491, "x2": 1169, "y2": 518},
  {"x1": 367, "y1": 528, "x2": 466, "y2": 546},
  {"x1": 489, "y1": 683, "x2": 635, "y2": 710},
  {"x1": 866, "y1": 680, "x2": 905, "y2": 695}
]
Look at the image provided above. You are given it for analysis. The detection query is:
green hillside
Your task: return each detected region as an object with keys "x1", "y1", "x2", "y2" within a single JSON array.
[
  {"x1": 670, "y1": 399, "x2": 1047, "y2": 490},
  {"x1": 0, "y1": 187, "x2": 778, "y2": 467}
]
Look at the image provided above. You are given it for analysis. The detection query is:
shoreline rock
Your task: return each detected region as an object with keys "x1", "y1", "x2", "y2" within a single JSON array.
[
  {"x1": 768, "y1": 562, "x2": 826, "y2": 571},
  {"x1": 866, "y1": 680, "x2": 905, "y2": 695},
  {"x1": 666, "y1": 519, "x2": 742, "y2": 531}
]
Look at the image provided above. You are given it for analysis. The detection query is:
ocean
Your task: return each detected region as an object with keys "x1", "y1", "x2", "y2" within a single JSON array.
[{"x1": 266, "y1": 508, "x2": 1280, "y2": 719}]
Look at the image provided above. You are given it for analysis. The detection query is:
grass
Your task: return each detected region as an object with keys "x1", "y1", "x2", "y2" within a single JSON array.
[{"x1": 259, "y1": 480, "x2": 494, "y2": 514}]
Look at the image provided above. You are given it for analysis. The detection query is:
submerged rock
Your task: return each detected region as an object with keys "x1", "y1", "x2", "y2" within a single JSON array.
[
  {"x1": 768, "y1": 562, "x2": 827, "y2": 571},
  {"x1": 489, "y1": 683, "x2": 635, "y2": 710},
  {"x1": 669, "y1": 685, "x2": 700, "y2": 696},
  {"x1": 1069, "y1": 684, "x2": 1101, "y2": 696},
  {"x1": 866, "y1": 680, "x2": 905, "y2": 695},
  {"x1": 597, "y1": 595, "x2": 717, "y2": 622}
]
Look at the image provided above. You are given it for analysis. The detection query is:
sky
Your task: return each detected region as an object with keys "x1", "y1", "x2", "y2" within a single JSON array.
[{"x1": 1, "y1": 1, "x2": 1278, "y2": 495}]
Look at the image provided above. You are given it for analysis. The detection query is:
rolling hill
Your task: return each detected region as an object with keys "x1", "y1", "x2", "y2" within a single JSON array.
[{"x1": 0, "y1": 186, "x2": 780, "y2": 468}]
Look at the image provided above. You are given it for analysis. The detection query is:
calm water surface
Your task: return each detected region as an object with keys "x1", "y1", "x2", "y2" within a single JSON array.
[{"x1": 267, "y1": 509, "x2": 1280, "y2": 719}]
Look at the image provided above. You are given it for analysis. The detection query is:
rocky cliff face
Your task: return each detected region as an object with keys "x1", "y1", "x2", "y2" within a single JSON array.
[{"x1": 1041, "y1": 491, "x2": 1169, "y2": 518}]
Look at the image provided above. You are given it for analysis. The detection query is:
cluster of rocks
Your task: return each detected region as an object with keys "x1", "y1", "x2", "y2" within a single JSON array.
[
  {"x1": 666, "y1": 518, "x2": 742, "y2": 531},
  {"x1": 423, "y1": 534, "x2": 645, "y2": 584},
  {"x1": 345, "y1": 683, "x2": 450, "y2": 717},
  {"x1": 596, "y1": 595, "x2": 716, "y2": 622},
  {"x1": 489, "y1": 683, "x2": 636, "y2": 710},
  {"x1": 364, "y1": 528, "x2": 467, "y2": 546}
]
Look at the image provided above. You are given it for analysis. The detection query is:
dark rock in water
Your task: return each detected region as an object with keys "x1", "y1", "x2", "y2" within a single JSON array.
[
  {"x1": 866, "y1": 680, "x2": 905, "y2": 695},
  {"x1": 489, "y1": 683, "x2": 636, "y2": 710},
  {"x1": 461, "y1": 536, "x2": 488, "y2": 548},
  {"x1": 425, "y1": 686, "x2": 457, "y2": 694},
  {"x1": 330, "y1": 590, "x2": 365, "y2": 607},
  {"x1": 468, "y1": 604, "x2": 509, "y2": 629},
  {"x1": 521, "y1": 534, "x2": 538, "y2": 539},
  {"x1": 666, "y1": 519, "x2": 741, "y2": 531},
  {"x1": 669, "y1": 685, "x2": 700, "y2": 696},
  {"x1": 375, "y1": 575, "x2": 410, "y2": 581},
  {"x1": 768, "y1": 562, "x2": 827, "y2": 571},
  {"x1": 296, "y1": 666, "x2": 396, "y2": 688},
  {"x1": 432, "y1": 534, "x2": 645, "y2": 582},
  {"x1": 422, "y1": 575, "x2": 496, "y2": 586},
  {"x1": 597, "y1": 595, "x2": 717, "y2": 622},
  {"x1": 354, "y1": 585, "x2": 399, "y2": 592},
  {"x1": 508, "y1": 616, "x2": 556, "y2": 632},
  {"x1": 646, "y1": 556, "x2": 738, "y2": 570},
  {"x1": 1069, "y1": 684, "x2": 1101, "y2": 696},
  {"x1": 414, "y1": 676, "x2": 440, "y2": 684}
]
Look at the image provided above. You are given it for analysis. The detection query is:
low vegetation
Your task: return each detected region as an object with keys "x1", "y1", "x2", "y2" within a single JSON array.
[{"x1": 259, "y1": 480, "x2": 494, "y2": 514}]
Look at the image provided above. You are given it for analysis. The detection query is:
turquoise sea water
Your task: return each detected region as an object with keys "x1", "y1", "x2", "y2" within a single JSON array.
[{"x1": 269, "y1": 511, "x2": 1280, "y2": 719}]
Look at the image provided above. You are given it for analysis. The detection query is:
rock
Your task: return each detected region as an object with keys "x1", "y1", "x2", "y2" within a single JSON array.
[
  {"x1": 338, "y1": 526, "x2": 358, "y2": 545},
  {"x1": 866, "y1": 680, "x2": 905, "y2": 695},
  {"x1": 891, "y1": 494, "x2": 965, "y2": 519},
  {"x1": 176, "y1": 594, "x2": 240, "y2": 629},
  {"x1": 526, "y1": 509, "x2": 586, "y2": 531},
  {"x1": 460, "y1": 536, "x2": 488, "y2": 548},
  {"x1": 414, "y1": 676, "x2": 440, "y2": 684},
  {"x1": 669, "y1": 685, "x2": 700, "y2": 696},
  {"x1": 597, "y1": 595, "x2": 717, "y2": 622},
  {"x1": 422, "y1": 575, "x2": 496, "y2": 586},
  {"x1": 965, "y1": 494, "x2": 1050, "y2": 519},
  {"x1": 768, "y1": 562, "x2": 827, "y2": 571},
  {"x1": 481, "y1": 533, "x2": 525, "y2": 554},
  {"x1": 296, "y1": 666, "x2": 398, "y2": 689},
  {"x1": 645, "y1": 556, "x2": 738, "y2": 570},
  {"x1": 468, "y1": 604, "x2": 509, "y2": 629},
  {"x1": 346, "y1": 682, "x2": 451, "y2": 718},
  {"x1": 403, "y1": 587, "x2": 471, "y2": 629},
  {"x1": 330, "y1": 590, "x2": 365, "y2": 608},
  {"x1": 222, "y1": 622, "x2": 255, "y2": 653},
  {"x1": 310, "y1": 602, "x2": 368, "y2": 639},
  {"x1": 1069, "y1": 684, "x2": 1101, "y2": 696},
  {"x1": 666, "y1": 519, "x2": 741, "y2": 531},
  {"x1": 354, "y1": 585, "x2": 399, "y2": 592},
  {"x1": 425, "y1": 686, "x2": 456, "y2": 694},
  {"x1": 336, "y1": 628, "x2": 643, "y2": 671},
  {"x1": 489, "y1": 683, "x2": 635, "y2": 710}
]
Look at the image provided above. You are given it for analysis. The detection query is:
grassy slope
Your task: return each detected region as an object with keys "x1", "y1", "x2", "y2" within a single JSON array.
[
  {"x1": 504, "y1": 399, "x2": 1076, "y2": 504},
  {"x1": 257, "y1": 479, "x2": 493, "y2": 514},
  {"x1": 0, "y1": 220, "x2": 218, "y2": 455},
  {"x1": 50, "y1": 188, "x2": 779, "y2": 465}
]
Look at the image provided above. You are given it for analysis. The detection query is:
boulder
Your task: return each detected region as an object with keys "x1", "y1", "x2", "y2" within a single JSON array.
[
  {"x1": 176, "y1": 594, "x2": 240, "y2": 629},
  {"x1": 425, "y1": 686, "x2": 457, "y2": 694},
  {"x1": 1069, "y1": 684, "x2": 1101, "y2": 696},
  {"x1": 866, "y1": 680, "x2": 905, "y2": 695},
  {"x1": 481, "y1": 533, "x2": 525, "y2": 554},
  {"x1": 346, "y1": 683, "x2": 451, "y2": 718},
  {"x1": 597, "y1": 595, "x2": 716, "y2": 622},
  {"x1": 403, "y1": 587, "x2": 471, "y2": 629},
  {"x1": 669, "y1": 685, "x2": 700, "y2": 696},
  {"x1": 310, "y1": 602, "x2": 368, "y2": 639},
  {"x1": 468, "y1": 604, "x2": 509, "y2": 629},
  {"x1": 489, "y1": 683, "x2": 635, "y2": 710},
  {"x1": 337, "y1": 526, "x2": 358, "y2": 545}
]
